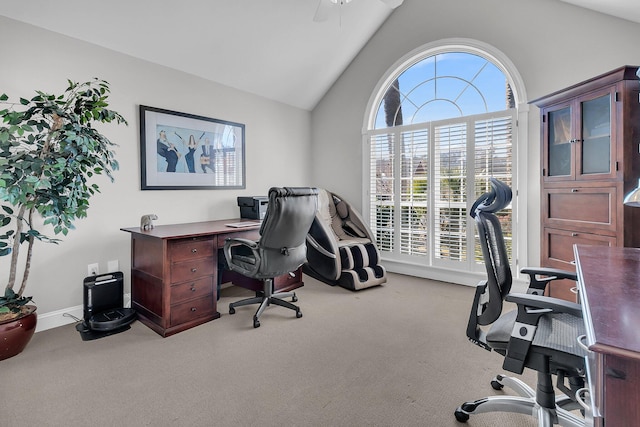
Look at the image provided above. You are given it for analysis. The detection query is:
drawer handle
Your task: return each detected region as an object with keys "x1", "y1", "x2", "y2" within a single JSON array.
[
  {"x1": 606, "y1": 367, "x2": 627, "y2": 380},
  {"x1": 190, "y1": 307, "x2": 197, "y2": 312},
  {"x1": 571, "y1": 188, "x2": 578, "y2": 192},
  {"x1": 191, "y1": 248, "x2": 197, "y2": 253},
  {"x1": 191, "y1": 286, "x2": 197, "y2": 292},
  {"x1": 191, "y1": 268, "x2": 197, "y2": 273},
  {"x1": 571, "y1": 233, "x2": 578, "y2": 237}
]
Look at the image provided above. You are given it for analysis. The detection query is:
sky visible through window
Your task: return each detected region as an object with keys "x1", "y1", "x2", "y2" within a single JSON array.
[{"x1": 374, "y1": 52, "x2": 509, "y2": 129}]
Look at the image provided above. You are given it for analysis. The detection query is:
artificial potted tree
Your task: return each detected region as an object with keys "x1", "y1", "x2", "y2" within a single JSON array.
[{"x1": 0, "y1": 79, "x2": 127, "y2": 360}]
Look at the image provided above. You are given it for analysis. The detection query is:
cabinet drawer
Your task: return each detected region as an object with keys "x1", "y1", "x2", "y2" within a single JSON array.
[
  {"x1": 170, "y1": 295, "x2": 214, "y2": 326},
  {"x1": 170, "y1": 276, "x2": 213, "y2": 304},
  {"x1": 543, "y1": 185, "x2": 617, "y2": 233},
  {"x1": 171, "y1": 257, "x2": 215, "y2": 283},
  {"x1": 170, "y1": 238, "x2": 215, "y2": 262},
  {"x1": 542, "y1": 227, "x2": 615, "y2": 271}
]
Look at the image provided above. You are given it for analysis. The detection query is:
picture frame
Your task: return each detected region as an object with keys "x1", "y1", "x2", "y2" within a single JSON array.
[{"x1": 139, "y1": 105, "x2": 246, "y2": 190}]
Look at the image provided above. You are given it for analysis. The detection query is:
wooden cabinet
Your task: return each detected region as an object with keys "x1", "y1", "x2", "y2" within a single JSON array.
[
  {"x1": 533, "y1": 66, "x2": 640, "y2": 300},
  {"x1": 122, "y1": 220, "x2": 304, "y2": 337}
]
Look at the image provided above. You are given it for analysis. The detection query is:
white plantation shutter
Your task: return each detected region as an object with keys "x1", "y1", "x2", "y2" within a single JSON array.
[
  {"x1": 473, "y1": 116, "x2": 514, "y2": 263},
  {"x1": 366, "y1": 110, "x2": 515, "y2": 271},
  {"x1": 369, "y1": 132, "x2": 394, "y2": 253},
  {"x1": 400, "y1": 129, "x2": 429, "y2": 255},
  {"x1": 433, "y1": 122, "x2": 468, "y2": 264}
]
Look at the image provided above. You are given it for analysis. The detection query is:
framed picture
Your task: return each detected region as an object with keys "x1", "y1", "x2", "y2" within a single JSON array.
[{"x1": 139, "y1": 105, "x2": 245, "y2": 190}]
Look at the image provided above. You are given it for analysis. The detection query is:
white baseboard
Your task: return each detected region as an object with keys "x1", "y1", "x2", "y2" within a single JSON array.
[
  {"x1": 35, "y1": 293, "x2": 131, "y2": 333},
  {"x1": 383, "y1": 260, "x2": 529, "y2": 293}
]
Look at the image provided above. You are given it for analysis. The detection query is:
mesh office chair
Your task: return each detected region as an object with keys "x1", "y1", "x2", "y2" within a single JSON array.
[
  {"x1": 454, "y1": 178, "x2": 587, "y2": 427},
  {"x1": 224, "y1": 187, "x2": 318, "y2": 328}
]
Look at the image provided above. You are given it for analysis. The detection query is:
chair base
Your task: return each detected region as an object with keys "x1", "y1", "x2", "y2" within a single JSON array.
[
  {"x1": 229, "y1": 279, "x2": 302, "y2": 328},
  {"x1": 454, "y1": 374, "x2": 585, "y2": 427}
]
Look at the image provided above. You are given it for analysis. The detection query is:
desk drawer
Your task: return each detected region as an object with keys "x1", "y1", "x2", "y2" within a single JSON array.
[
  {"x1": 171, "y1": 257, "x2": 215, "y2": 283},
  {"x1": 170, "y1": 295, "x2": 214, "y2": 326},
  {"x1": 274, "y1": 268, "x2": 302, "y2": 292},
  {"x1": 170, "y1": 238, "x2": 215, "y2": 262},
  {"x1": 602, "y1": 353, "x2": 640, "y2": 424},
  {"x1": 170, "y1": 276, "x2": 213, "y2": 304}
]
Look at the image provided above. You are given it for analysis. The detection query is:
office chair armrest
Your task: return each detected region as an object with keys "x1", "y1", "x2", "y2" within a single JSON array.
[
  {"x1": 306, "y1": 234, "x2": 336, "y2": 259},
  {"x1": 225, "y1": 237, "x2": 258, "y2": 248},
  {"x1": 223, "y1": 237, "x2": 260, "y2": 277},
  {"x1": 506, "y1": 293, "x2": 582, "y2": 318},
  {"x1": 520, "y1": 267, "x2": 577, "y2": 294}
]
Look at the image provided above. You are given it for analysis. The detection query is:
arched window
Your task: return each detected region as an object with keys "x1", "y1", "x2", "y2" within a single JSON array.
[{"x1": 364, "y1": 40, "x2": 524, "y2": 282}]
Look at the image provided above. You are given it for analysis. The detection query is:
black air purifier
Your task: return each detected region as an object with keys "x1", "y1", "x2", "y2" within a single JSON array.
[{"x1": 76, "y1": 272, "x2": 136, "y2": 341}]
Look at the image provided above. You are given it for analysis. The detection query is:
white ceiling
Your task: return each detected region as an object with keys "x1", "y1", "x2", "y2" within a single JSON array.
[
  {"x1": 1, "y1": 0, "x2": 639, "y2": 111},
  {"x1": 0, "y1": 0, "x2": 396, "y2": 111}
]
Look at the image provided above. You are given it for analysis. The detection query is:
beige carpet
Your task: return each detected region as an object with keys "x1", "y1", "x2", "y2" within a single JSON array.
[{"x1": 1, "y1": 273, "x2": 542, "y2": 426}]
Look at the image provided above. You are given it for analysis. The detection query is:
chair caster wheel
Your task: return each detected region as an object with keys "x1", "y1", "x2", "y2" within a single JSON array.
[
  {"x1": 490, "y1": 380, "x2": 504, "y2": 390},
  {"x1": 229, "y1": 305, "x2": 235, "y2": 315},
  {"x1": 292, "y1": 294, "x2": 298, "y2": 302},
  {"x1": 253, "y1": 317, "x2": 260, "y2": 328},
  {"x1": 454, "y1": 408, "x2": 469, "y2": 422},
  {"x1": 296, "y1": 311, "x2": 303, "y2": 318}
]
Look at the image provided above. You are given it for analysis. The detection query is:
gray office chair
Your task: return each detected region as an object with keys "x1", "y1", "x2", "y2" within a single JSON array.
[
  {"x1": 224, "y1": 187, "x2": 318, "y2": 328},
  {"x1": 454, "y1": 178, "x2": 587, "y2": 427}
]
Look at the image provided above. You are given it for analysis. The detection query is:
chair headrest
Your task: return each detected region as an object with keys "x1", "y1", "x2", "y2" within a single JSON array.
[
  {"x1": 268, "y1": 186, "x2": 318, "y2": 198},
  {"x1": 335, "y1": 200, "x2": 349, "y2": 219},
  {"x1": 470, "y1": 178, "x2": 512, "y2": 218}
]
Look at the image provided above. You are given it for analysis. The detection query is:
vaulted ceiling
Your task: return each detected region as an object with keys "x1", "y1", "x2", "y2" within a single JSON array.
[{"x1": 0, "y1": 0, "x2": 638, "y2": 111}]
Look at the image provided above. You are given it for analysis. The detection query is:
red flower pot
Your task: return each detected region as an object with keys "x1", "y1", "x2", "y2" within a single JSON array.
[{"x1": 0, "y1": 306, "x2": 37, "y2": 361}]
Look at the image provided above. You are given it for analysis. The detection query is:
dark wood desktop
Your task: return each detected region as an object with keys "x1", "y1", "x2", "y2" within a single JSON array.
[
  {"x1": 121, "y1": 219, "x2": 303, "y2": 337},
  {"x1": 574, "y1": 244, "x2": 640, "y2": 426}
]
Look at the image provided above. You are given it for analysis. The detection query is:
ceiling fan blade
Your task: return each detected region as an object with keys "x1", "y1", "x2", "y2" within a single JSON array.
[
  {"x1": 313, "y1": 0, "x2": 333, "y2": 22},
  {"x1": 380, "y1": 0, "x2": 404, "y2": 8}
]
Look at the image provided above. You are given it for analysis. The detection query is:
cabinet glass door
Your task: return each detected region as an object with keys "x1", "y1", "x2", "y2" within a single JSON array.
[
  {"x1": 581, "y1": 94, "x2": 611, "y2": 175},
  {"x1": 548, "y1": 107, "x2": 572, "y2": 177}
]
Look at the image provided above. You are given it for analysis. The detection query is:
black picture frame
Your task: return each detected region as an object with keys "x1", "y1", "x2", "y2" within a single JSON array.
[{"x1": 139, "y1": 105, "x2": 246, "y2": 190}]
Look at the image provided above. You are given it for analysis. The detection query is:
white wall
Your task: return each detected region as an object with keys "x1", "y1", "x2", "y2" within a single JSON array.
[
  {"x1": 5, "y1": 0, "x2": 640, "y2": 328},
  {"x1": 310, "y1": 0, "x2": 640, "y2": 275},
  {"x1": 0, "y1": 17, "x2": 312, "y2": 328}
]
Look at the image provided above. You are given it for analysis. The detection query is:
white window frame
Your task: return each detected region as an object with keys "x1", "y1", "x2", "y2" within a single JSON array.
[{"x1": 362, "y1": 38, "x2": 529, "y2": 287}]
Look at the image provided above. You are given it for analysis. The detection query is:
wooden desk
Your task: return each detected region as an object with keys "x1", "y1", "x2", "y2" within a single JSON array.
[
  {"x1": 574, "y1": 245, "x2": 640, "y2": 426},
  {"x1": 121, "y1": 219, "x2": 303, "y2": 337}
]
